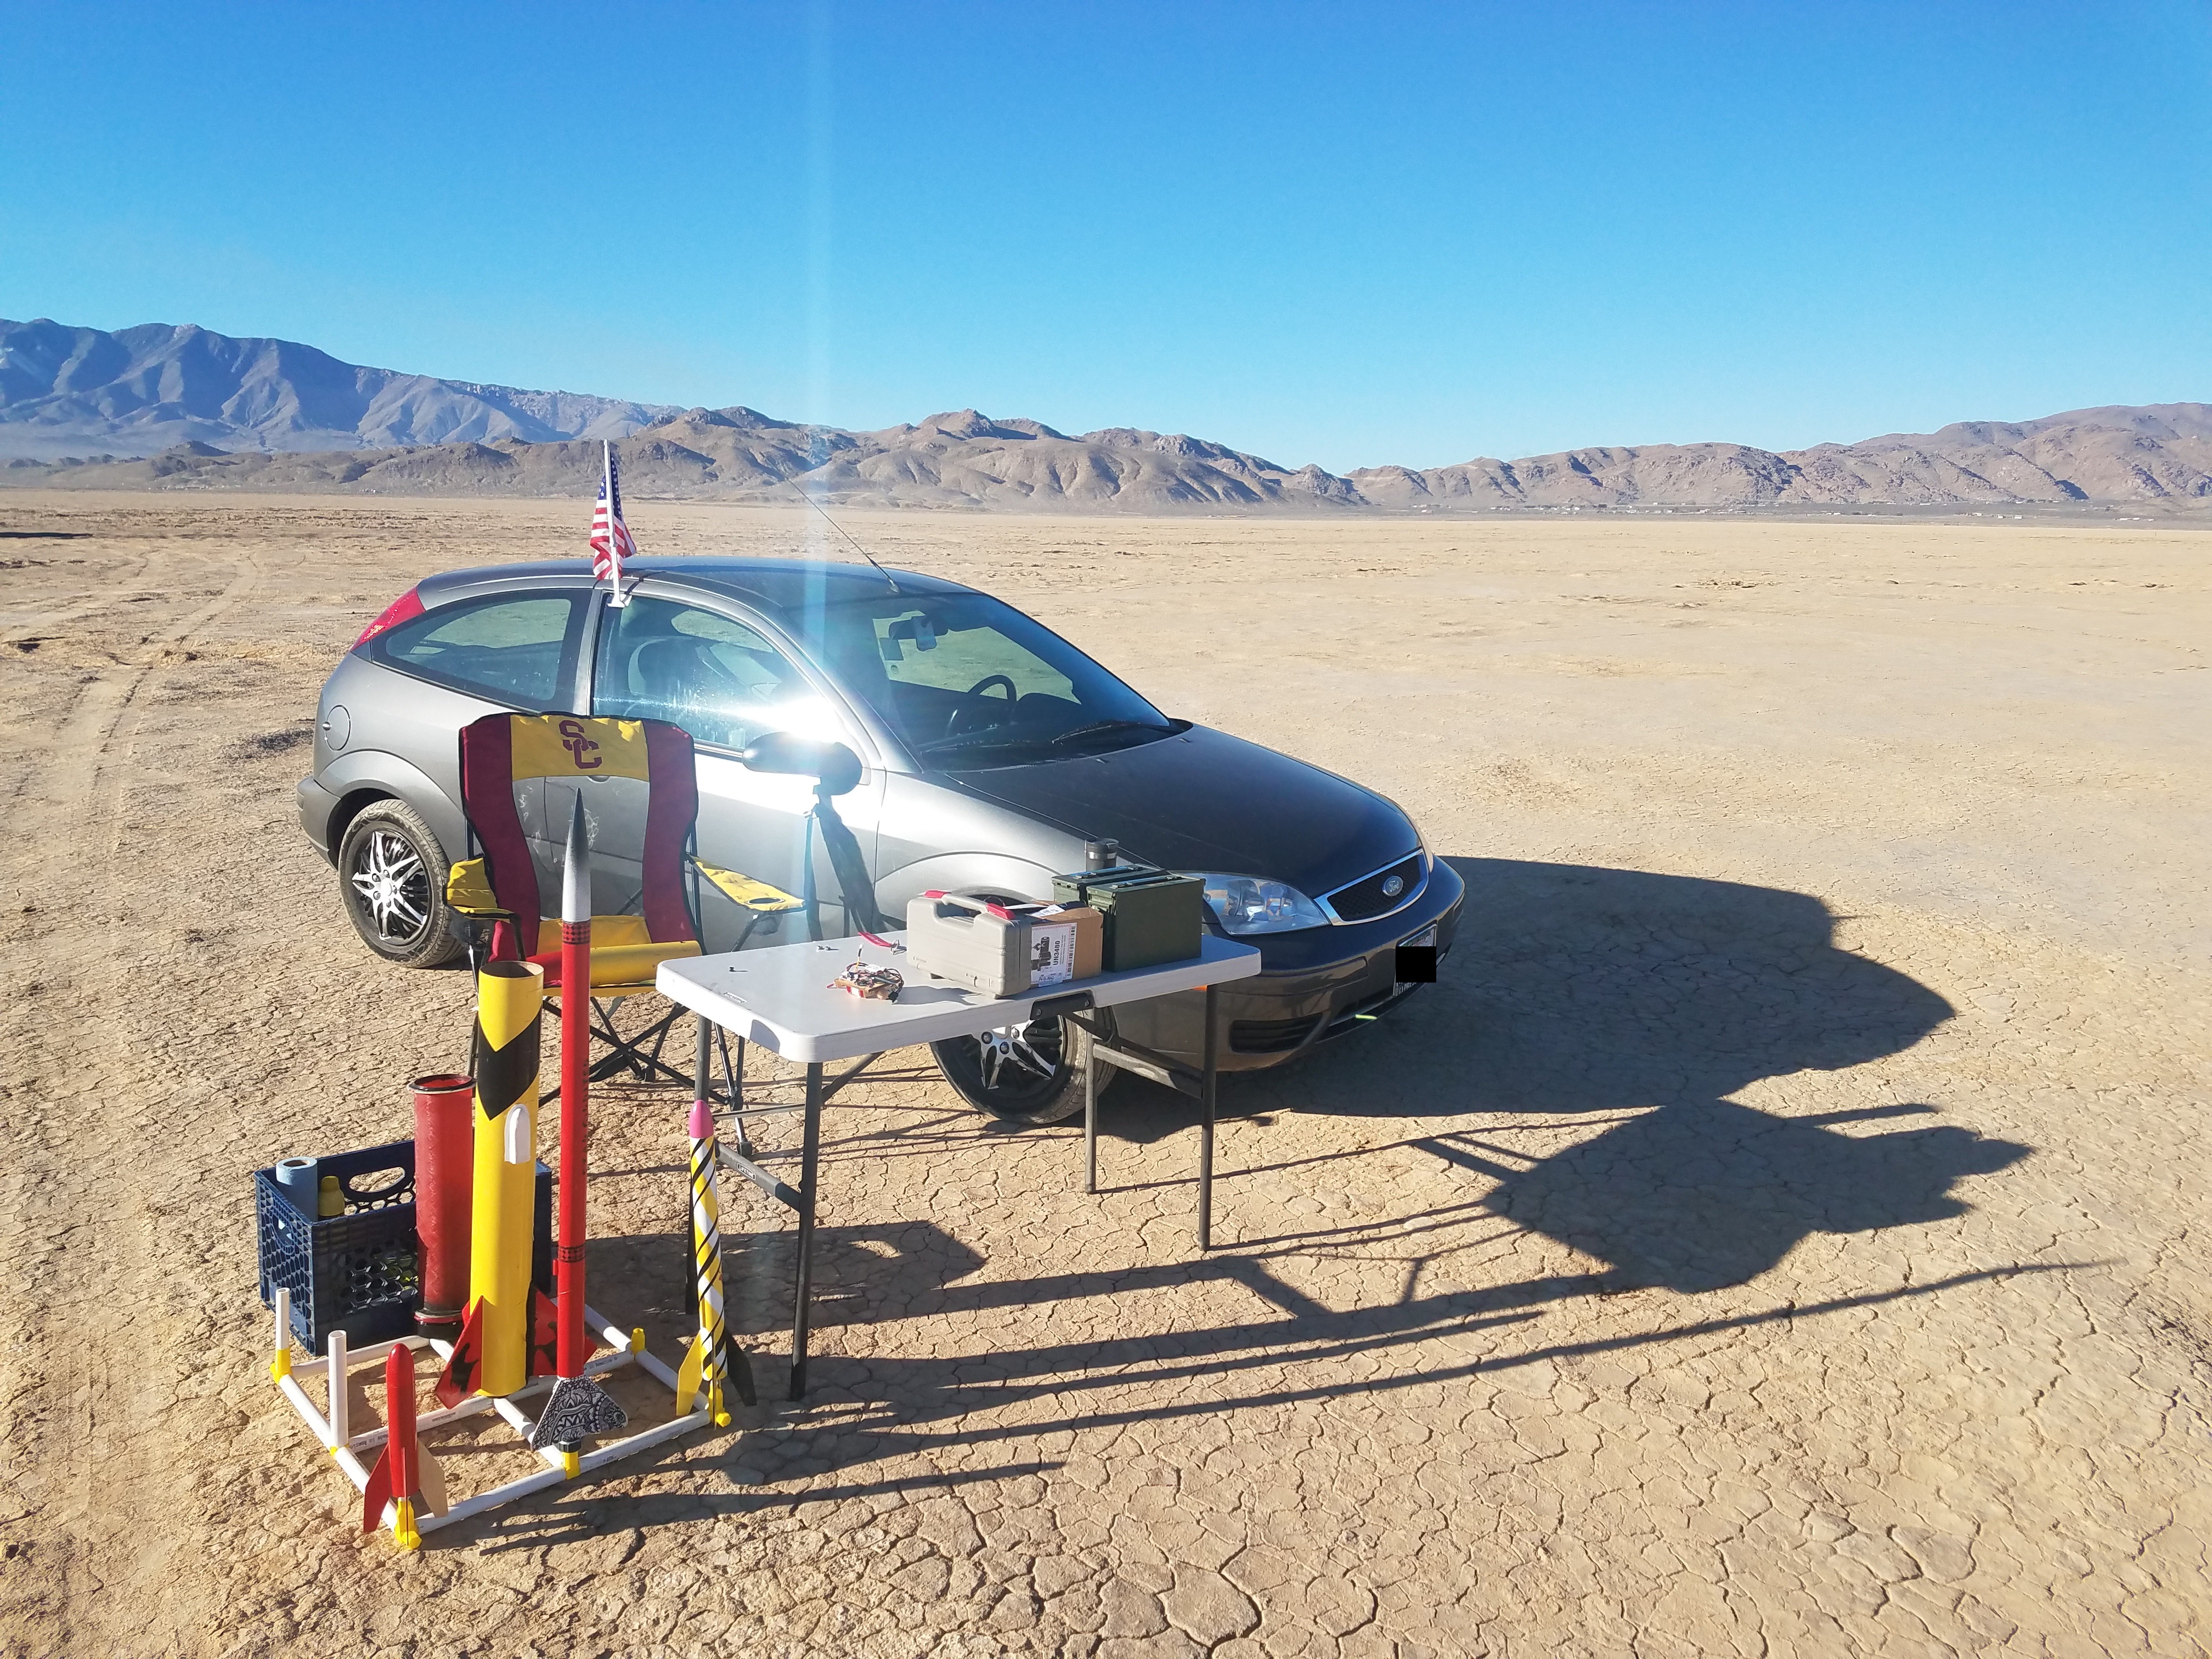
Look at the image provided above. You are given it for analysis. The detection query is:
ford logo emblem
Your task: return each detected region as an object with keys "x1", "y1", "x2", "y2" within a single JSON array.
[{"x1": 1381, "y1": 874, "x2": 1404, "y2": 898}]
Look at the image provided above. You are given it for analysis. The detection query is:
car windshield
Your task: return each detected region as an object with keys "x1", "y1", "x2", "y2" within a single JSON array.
[{"x1": 788, "y1": 589, "x2": 1176, "y2": 766}]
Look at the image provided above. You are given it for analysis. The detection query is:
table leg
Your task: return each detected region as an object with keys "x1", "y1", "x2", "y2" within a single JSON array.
[
  {"x1": 1082, "y1": 1025, "x2": 1100, "y2": 1195},
  {"x1": 789, "y1": 1060, "x2": 823, "y2": 1399},
  {"x1": 1199, "y1": 984, "x2": 1218, "y2": 1251},
  {"x1": 723, "y1": 1032, "x2": 753, "y2": 1160}
]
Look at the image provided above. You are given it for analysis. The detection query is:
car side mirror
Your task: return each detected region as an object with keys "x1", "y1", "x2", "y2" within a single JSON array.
[{"x1": 739, "y1": 732, "x2": 864, "y2": 797}]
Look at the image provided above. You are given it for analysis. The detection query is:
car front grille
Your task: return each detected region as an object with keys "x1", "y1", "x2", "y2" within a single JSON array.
[
  {"x1": 1229, "y1": 1014, "x2": 1324, "y2": 1054},
  {"x1": 1322, "y1": 854, "x2": 1424, "y2": 923}
]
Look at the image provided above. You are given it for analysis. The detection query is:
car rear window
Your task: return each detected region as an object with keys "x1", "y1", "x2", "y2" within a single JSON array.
[{"x1": 361, "y1": 591, "x2": 584, "y2": 708}]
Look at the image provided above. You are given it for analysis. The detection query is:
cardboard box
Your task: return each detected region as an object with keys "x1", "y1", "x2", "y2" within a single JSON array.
[{"x1": 1024, "y1": 904, "x2": 1103, "y2": 985}]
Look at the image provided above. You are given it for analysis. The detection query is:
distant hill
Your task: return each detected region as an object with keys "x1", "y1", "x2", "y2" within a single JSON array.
[
  {"x1": 0, "y1": 318, "x2": 677, "y2": 461},
  {"x1": 1347, "y1": 404, "x2": 2212, "y2": 512},
  {"x1": 4, "y1": 317, "x2": 2207, "y2": 512}
]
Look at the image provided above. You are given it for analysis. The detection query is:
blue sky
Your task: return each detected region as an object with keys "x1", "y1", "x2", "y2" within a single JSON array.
[{"x1": 4, "y1": 2, "x2": 2207, "y2": 470}]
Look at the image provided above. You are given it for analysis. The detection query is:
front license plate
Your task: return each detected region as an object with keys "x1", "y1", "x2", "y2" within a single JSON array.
[{"x1": 1394, "y1": 926, "x2": 1439, "y2": 985}]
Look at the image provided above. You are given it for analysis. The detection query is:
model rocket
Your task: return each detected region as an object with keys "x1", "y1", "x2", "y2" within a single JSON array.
[
  {"x1": 362, "y1": 1344, "x2": 447, "y2": 1548},
  {"x1": 675, "y1": 1096, "x2": 754, "y2": 1424},
  {"x1": 527, "y1": 794, "x2": 627, "y2": 1470},
  {"x1": 436, "y1": 957, "x2": 555, "y2": 1408}
]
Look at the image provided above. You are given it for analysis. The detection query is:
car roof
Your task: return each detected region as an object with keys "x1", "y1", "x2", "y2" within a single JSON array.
[{"x1": 420, "y1": 556, "x2": 975, "y2": 617}]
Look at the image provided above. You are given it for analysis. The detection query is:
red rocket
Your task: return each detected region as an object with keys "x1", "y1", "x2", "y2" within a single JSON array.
[
  {"x1": 527, "y1": 794, "x2": 627, "y2": 1469},
  {"x1": 362, "y1": 1344, "x2": 446, "y2": 1548}
]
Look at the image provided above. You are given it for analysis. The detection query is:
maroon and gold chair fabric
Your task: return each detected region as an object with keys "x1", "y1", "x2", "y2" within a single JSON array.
[{"x1": 445, "y1": 714, "x2": 800, "y2": 1002}]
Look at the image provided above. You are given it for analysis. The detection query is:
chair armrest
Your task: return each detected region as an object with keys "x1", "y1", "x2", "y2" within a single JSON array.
[
  {"x1": 692, "y1": 859, "x2": 802, "y2": 913},
  {"x1": 445, "y1": 858, "x2": 515, "y2": 920}
]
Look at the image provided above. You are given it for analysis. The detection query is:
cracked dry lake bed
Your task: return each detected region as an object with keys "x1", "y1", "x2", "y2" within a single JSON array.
[{"x1": 1, "y1": 494, "x2": 2207, "y2": 1657}]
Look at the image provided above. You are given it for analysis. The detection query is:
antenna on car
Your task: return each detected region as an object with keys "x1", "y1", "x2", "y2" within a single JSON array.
[{"x1": 785, "y1": 481, "x2": 904, "y2": 595}]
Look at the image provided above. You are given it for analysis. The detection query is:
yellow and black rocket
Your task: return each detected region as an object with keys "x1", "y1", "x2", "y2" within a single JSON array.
[{"x1": 436, "y1": 959, "x2": 550, "y2": 1406}]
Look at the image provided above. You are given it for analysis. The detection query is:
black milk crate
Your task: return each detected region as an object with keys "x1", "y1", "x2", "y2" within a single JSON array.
[
  {"x1": 255, "y1": 1138, "x2": 420, "y2": 1350},
  {"x1": 256, "y1": 1138, "x2": 557, "y2": 1351}
]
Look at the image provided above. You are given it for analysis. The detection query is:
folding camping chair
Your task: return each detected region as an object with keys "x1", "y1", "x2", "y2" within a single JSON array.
[{"x1": 443, "y1": 713, "x2": 803, "y2": 1094}]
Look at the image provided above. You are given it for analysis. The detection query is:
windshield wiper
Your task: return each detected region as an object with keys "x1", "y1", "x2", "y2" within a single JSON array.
[
  {"x1": 912, "y1": 718, "x2": 1173, "y2": 765},
  {"x1": 1045, "y1": 719, "x2": 1174, "y2": 749},
  {"x1": 910, "y1": 730, "x2": 1054, "y2": 759}
]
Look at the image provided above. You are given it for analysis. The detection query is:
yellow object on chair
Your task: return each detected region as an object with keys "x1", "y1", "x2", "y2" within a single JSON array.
[{"x1": 447, "y1": 857, "x2": 504, "y2": 918}]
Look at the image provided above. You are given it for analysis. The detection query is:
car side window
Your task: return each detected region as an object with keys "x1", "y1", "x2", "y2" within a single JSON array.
[
  {"x1": 364, "y1": 592, "x2": 583, "y2": 707},
  {"x1": 591, "y1": 596, "x2": 829, "y2": 752}
]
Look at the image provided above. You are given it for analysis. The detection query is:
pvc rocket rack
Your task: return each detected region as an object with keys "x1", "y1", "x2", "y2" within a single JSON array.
[{"x1": 266, "y1": 1285, "x2": 708, "y2": 1543}]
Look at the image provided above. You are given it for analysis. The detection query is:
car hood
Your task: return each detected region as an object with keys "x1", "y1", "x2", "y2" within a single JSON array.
[{"x1": 941, "y1": 724, "x2": 1417, "y2": 895}]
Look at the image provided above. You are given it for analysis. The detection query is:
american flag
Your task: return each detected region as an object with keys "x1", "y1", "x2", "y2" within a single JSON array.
[{"x1": 589, "y1": 440, "x2": 636, "y2": 606}]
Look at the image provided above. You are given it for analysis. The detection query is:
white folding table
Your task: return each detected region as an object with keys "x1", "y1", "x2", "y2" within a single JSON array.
[{"x1": 658, "y1": 932, "x2": 1263, "y2": 1397}]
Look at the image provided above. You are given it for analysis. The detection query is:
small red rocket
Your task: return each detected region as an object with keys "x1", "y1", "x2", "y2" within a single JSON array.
[{"x1": 362, "y1": 1344, "x2": 446, "y2": 1548}]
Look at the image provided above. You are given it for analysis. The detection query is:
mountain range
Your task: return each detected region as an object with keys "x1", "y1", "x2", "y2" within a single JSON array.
[{"x1": 4, "y1": 317, "x2": 2207, "y2": 512}]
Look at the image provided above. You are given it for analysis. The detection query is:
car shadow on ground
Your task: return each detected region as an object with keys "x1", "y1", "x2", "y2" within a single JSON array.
[
  {"x1": 1096, "y1": 856, "x2": 2028, "y2": 1291},
  {"x1": 493, "y1": 857, "x2": 2038, "y2": 1512}
]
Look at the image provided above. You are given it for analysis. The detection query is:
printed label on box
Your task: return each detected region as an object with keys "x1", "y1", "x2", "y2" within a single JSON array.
[{"x1": 1030, "y1": 922, "x2": 1076, "y2": 987}]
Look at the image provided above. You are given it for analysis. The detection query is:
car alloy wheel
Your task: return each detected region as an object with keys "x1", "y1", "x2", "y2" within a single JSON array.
[
  {"x1": 336, "y1": 799, "x2": 463, "y2": 968},
  {"x1": 930, "y1": 1007, "x2": 1111, "y2": 1126},
  {"x1": 351, "y1": 827, "x2": 430, "y2": 947},
  {"x1": 980, "y1": 1021, "x2": 1056, "y2": 1090}
]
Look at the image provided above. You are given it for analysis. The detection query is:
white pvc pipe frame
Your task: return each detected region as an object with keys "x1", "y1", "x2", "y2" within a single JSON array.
[{"x1": 270, "y1": 1285, "x2": 707, "y2": 1539}]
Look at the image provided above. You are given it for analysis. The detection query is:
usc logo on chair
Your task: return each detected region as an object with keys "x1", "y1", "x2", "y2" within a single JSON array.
[
  {"x1": 509, "y1": 715, "x2": 653, "y2": 781},
  {"x1": 558, "y1": 719, "x2": 603, "y2": 771}
]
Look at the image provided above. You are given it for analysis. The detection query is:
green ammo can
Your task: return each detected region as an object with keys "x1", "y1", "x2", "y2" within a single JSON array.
[{"x1": 1051, "y1": 866, "x2": 1206, "y2": 971}]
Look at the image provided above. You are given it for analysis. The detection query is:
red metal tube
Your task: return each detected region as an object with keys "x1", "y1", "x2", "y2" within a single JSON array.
[
  {"x1": 410, "y1": 1071, "x2": 475, "y2": 1334},
  {"x1": 556, "y1": 919, "x2": 589, "y2": 1378}
]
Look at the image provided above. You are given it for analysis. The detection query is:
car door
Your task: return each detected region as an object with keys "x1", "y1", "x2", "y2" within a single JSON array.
[
  {"x1": 349, "y1": 584, "x2": 591, "y2": 856},
  {"x1": 585, "y1": 586, "x2": 885, "y2": 950}
]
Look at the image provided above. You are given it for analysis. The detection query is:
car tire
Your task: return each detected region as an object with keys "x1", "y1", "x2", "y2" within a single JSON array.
[
  {"x1": 337, "y1": 798, "x2": 463, "y2": 968},
  {"x1": 931, "y1": 1008, "x2": 1117, "y2": 1126}
]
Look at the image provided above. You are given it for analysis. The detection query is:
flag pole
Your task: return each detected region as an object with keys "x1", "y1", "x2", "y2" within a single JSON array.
[{"x1": 602, "y1": 441, "x2": 629, "y2": 608}]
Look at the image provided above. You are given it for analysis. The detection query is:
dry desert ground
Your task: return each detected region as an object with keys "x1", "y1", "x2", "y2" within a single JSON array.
[{"x1": 1, "y1": 493, "x2": 2208, "y2": 1658}]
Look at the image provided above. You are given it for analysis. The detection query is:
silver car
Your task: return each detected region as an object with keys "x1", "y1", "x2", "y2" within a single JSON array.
[{"x1": 300, "y1": 557, "x2": 1463, "y2": 1121}]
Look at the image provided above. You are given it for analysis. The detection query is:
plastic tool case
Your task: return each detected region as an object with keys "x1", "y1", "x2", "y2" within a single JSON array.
[
  {"x1": 1051, "y1": 865, "x2": 1206, "y2": 972},
  {"x1": 905, "y1": 893, "x2": 1036, "y2": 997}
]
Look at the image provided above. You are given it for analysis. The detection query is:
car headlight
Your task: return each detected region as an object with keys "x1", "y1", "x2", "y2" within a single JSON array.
[{"x1": 1193, "y1": 873, "x2": 1329, "y2": 935}]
